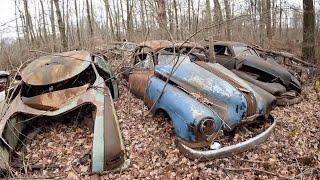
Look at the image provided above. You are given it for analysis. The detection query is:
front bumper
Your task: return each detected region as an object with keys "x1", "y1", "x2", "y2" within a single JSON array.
[
  {"x1": 177, "y1": 116, "x2": 276, "y2": 161},
  {"x1": 276, "y1": 94, "x2": 303, "y2": 106}
]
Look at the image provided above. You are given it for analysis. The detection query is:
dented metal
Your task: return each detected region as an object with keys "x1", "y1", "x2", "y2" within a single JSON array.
[{"x1": 0, "y1": 51, "x2": 125, "y2": 174}]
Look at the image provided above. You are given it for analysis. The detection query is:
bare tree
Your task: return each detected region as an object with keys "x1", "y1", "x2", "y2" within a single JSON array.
[
  {"x1": 86, "y1": 0, "x2": 94, "y2": 37},
  {"x1": 74, "y1": 0, "x2": 81, "y2": 46},
  {"x1": 23, "y1": 0, "x2": 35, "y2": 43},
  {"x1": 302, "y1": 0, "x2": 316, "y2": 63},
  {"x1": 224, "y1": 0, "x2": 231, "y2": 40},
  {"x1": 53, "y1": 0, "x2": 68, "y2": 50},
  {"x1": 40, "y1": 0, "x2": 48, "y2": 42},
  {"x1": 266, "y1": 0, "x2": 272, "y2": 39},
  {"x1": 214, "y1": 0, "x2": 223, "y2": 38},
  {"x1": 155, "y1": 0, "x2": 168, "y2": 38},
  {"x1": 50, "y1": 0, "x2": 56, "y2": 46}
]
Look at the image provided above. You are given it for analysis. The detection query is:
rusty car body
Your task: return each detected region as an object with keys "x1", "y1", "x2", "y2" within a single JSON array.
[
  {"x1": 252, "y1": 46, "x2": 318, "y2": 77},
  {"x1": 0, "y1": 51, "x2": 125, "y2": 173},
  {"x1": 128, "y1": 40, "x2": 277, "y2": 160},
  {"x1": 205, "y1": 41, "x2": 303, "y2": 106}
]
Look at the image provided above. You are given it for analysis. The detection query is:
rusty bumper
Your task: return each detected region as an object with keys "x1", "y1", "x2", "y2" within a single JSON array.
[
  {"x1": 276, "y1": 93, "x2": 303, "y2": 106},
  {"x1": 176, "y1": 116, "x2": 276, "y2": 161}
]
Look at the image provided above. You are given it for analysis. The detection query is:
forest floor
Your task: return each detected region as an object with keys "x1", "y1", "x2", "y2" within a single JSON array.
[{"x1": 12, "y1": 52, "x2": 320, "y2": 179}]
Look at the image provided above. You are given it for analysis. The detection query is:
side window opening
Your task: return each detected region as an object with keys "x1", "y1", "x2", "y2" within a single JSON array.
[
  {"x1": 214, "y1": 45, "x2": 231, "y2": 56},
  {"x1": 134, "y1": 47, "x2": 154, "y2": 69}
]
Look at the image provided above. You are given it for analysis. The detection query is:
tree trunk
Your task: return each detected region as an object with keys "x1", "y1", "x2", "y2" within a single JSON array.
[
  {"x1": 173, "y1": 0, "x2": 179, "y2": 40},
  {"x1": 279, "y1": 0, "x2": 282, "y2": 37},
  {"x1": 205, "y1": 0, "x2": 211, "y2": 36},
  {"x1": 126, "y1": 0, "x2": 134, "y2": 41},
  {"x1": 302, "y1": 0, "x2": 316, "y2": 63},
  {"x1": 187, "y1": 0, "x2": 191, "y2": 31},
  {"x1": 86, "y1": 0, "x2": 94, "y2": 37},
  {"x1": 23, "y1": 0, "x2": 34, "y2": 43},
  {"x1": 40, "y1": 0, "x2": 48, "y2": 42},
  {"x1": 214, "y1": 0, "x2": 223, "y2": 38},
  {"x1": 155, "y1": 0, "x2": 168, "y2": 38},
  {"x1": 53, "y1": 0, "x2": 68, "y2": 50},
  {"x1": 74, "y1": 0, "x2": 81, "y2": 47},
  {"x1": 266, "y1": 0, "x2": 272, "y2": 40},
  {"x1": 224, "y1": 0, "x2": 231, "y2": 40},
  {"x1": 139, "y1": 0, "x2": 146, "y2": 34},
  {"x1": 259, "y1": 0, "x2": 266, "y2": 47},
  {"x1": 50, "y1": 0, "x2": 56, "y2": 50}
]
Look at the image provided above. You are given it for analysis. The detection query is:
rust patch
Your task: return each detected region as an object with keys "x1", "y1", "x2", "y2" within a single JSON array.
[
  {"x1": 21, "y1": 84, "x2": 90, "y2": 111},
  {"x1": 128, "y1": 70, "x2": 154, "y2": 101},
  {"x1": 195, "y1": 61, "x2": 257, "y2": 117},
  {"x1": 21, "y1": 51, "x2": 91, "y2": 86}
]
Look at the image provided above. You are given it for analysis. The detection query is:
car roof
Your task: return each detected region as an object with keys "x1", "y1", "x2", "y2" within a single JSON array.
[
  {"x1": 213, "y1": 41, "x2": 248, "y2": 47},
  {"x1": 138, "y1": 40, "x2": 173, "y2": 52},
  {"x1": 139, "y1": 40, "x2": 205, "y2": 53},
  {"x1": 21, "y1": 50, "x2": 92, "y2": 86}
]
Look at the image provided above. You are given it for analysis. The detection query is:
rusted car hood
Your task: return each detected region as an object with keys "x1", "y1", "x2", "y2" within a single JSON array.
[
  {"x1": 237, "y1": 55, "x2": 296, "y2": 86},
  {"x1": 154, "y1": 55, "x2": 274, "y2": 129},
  {"x1": 21, "y1": 51, "x2": 91, "y2": 86}
]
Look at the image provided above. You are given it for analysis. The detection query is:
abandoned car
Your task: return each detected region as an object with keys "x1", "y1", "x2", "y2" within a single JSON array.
[
  {"x1": 0, "y1": 50, "x2": 125, "y2": 173},
  {"x1": 128, "y1": 40, "x2": 277, "y2": 160},
  {"x1": 205, "y1": 41, "x2": 303, "y2": 106},
  {"x1": 252, "y1": 45, "x2": 318, "y2": 78}
]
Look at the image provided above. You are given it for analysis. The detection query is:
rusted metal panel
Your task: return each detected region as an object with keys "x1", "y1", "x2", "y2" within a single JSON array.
[
  {"x1": 21, "y1": 84, "x2": 89, "y2": 111},
  {"x1": 138, "y1": 40, "x2": 173, "y2": 53},
  {"x1": 195, "y1": 61, "x2": 257, "y2": 116},
  {"x1": 128, "y1": 70, "x2": 154, "y2": 100},
  {"x1": 21, "y1": 51, "x2": 91, "y2": 86}
]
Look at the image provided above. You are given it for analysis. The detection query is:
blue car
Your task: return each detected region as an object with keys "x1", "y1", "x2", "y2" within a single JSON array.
[{"x1": 128, "y1": 41, "x2": 277, "y2": 160}]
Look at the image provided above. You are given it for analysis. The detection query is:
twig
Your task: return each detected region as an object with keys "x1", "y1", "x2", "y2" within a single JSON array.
[{"x1": 295, "y1": 158, "x2": 304, "y2": 180}]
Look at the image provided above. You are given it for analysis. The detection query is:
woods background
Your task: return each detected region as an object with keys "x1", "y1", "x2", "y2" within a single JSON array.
[{"x1": 0, "y1": 0, "x2": 319, "y2": 69}]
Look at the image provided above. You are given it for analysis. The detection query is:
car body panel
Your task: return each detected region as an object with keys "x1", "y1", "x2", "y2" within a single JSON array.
[{"x1": 21, "y1": 51, "x2": 91, "y2": 86}]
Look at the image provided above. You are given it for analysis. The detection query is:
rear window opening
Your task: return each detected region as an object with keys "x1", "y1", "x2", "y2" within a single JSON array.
[{"x1": 21, "y1": 65, "x2": 96, "y2": 98}]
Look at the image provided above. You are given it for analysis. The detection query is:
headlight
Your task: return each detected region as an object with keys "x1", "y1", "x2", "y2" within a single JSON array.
[{"x1": 198, "y1": 118, "x2": 215, "y2": 136}]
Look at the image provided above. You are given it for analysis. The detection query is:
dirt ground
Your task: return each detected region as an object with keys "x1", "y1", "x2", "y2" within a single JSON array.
[{"x1": 12, "y1": 52, "x2": 320, "y2": 179}]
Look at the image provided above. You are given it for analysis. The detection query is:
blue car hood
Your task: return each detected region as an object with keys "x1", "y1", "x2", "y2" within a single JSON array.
[{"x1": 155, "y1": 57, "x2": 253, "y2": 130}]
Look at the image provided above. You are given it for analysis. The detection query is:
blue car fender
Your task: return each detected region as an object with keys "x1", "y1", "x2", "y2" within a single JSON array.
[{"x1": 147, "y1": 77, "x2": 222, "y2": 142}]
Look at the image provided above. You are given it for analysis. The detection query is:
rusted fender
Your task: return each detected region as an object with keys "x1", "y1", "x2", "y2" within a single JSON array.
[{"x1": 177, "y1": 116, "x2": 276, "y2": 161}]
